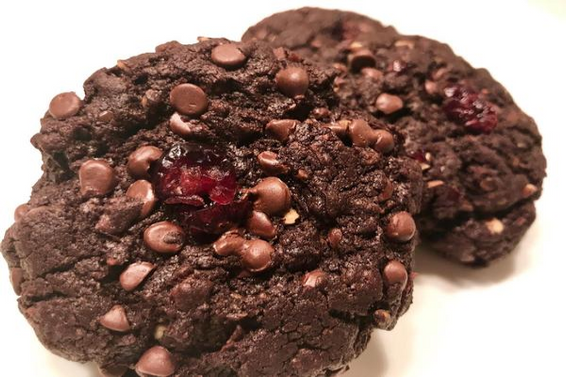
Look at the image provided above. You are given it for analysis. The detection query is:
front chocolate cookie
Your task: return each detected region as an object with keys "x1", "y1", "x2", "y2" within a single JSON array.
[
  {"x1": 244, "y1": 7, "x2": 546, "y2": 266},
  {"x1": 1, "y1": 38, "x2": 422, "y2": 376}
]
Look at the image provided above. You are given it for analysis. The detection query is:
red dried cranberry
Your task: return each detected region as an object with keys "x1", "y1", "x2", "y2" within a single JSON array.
[
  {"x1": 153, "y1": 144, "x2": 237, "y2": 206},
  {"x1": 443, "y1": 85, "x2": 497, "y2": 133},
  {"x1": 177, "y1": 200, "x2": 251, "y2": 237},
  {"x1": 153, "y1": 144, "x2": 249, "y2": 236}
]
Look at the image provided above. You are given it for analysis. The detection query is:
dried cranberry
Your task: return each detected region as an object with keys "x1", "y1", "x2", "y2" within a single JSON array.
[
  {"x1": 443, "y1": 85, "x2": 497, "y2": 133},
  {"x1": 177, "y1": 200, "x2": 251, "y2": 237},
  {"x1": 153, "y1": 144, "x2": 237, "y2": 206},
  {"x1": 152, "y1": 144, "x2": 249, "y2": 236}
]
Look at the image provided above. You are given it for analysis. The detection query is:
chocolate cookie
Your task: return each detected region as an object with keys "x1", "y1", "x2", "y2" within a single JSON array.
[
  {"x1": 243, "y1": 8, "x2": 547, "y2": 266},
  {"x1": 1, "y1": 38, "x2": 422, "y2": 376}
]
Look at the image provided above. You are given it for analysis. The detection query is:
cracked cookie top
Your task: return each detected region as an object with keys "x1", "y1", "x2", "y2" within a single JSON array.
[
  {"x1": 1, "y1": 38, "x2": 422, "y2": 376},
  {"x1": 244, "y1": 7, "x2": 547, "y2": 266}
]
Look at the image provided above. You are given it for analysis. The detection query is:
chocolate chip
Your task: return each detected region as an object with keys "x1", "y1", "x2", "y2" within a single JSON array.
[
  {"x1": 135, "y1": 346, "x2": 176, "y2": 377},
  {"x1": 9, "y1": 267, "x2": 24, "y2": 295},
  {"x1": 213, "y1": 231, "x2": 245, "y2": 256},
  {"x1": 120, "y1": 262, "x2": 156, "y2": 291},
  {"x1": 275, "y1": 67, "x2": 309, "y2": 97},
  {"x1": 14, "y1": 204, "x2": 30, "y2": 222},
  {"x1": 249, "y1": 177, "x2": 292, "y2": 216},
  {"x1": 97, "y1": 364, "x2": 128, "y2": 377},
  {"x1": 240, "y1": 239, "x2": 274, "y2": 273},
  {"x1": 126, "y1": 180, "x2": 157, "y2": 219},
  {"x1": 79, "y1": 160, "x2": 117, "y2": 198},
  {"x1": 373, "y1": 130, "x2": 395, "y2": 153},
  {"x1": 347, "y1": 119, "x2": 377, "y2": 147},
  {"x1": 361, "y1": 67, "x2": 383, "y2": 81},
  {"x1": 257, "y1": 151, "x2": 289, "y2": 175},
  {"x1": 386, "y1": 212, "x2": 416, "y2": 242},
  {"x1": 327, "y1": 228, "x2": 343, "y2": 250},
  {"x1": 302, "y1": 270, "x2": 327, "y2": 288},
  {"x1": 376, "y1": 93, "x2": 404, "y2": 114},
  {"x1": 247, "y1": 211, "x2": 277, "y2": 239},
  {"x1": 48, "y1": 92, "x2": 82, "y2": 120},
  {"x1": 348, "y1": 48, "x2": 376, "y2": 72},
  {"x1": 325, "y1": 120, "x2": 349, "y2": 138},
  {"x1": 266, "y1": 119, "x2": 298, "y2": 142},
  {"x1": 99, "y1": 305, "x2": 130, "y2": 332},
  {"x1": 155, "y1": 40, "x2": 182, "y2": 53},
  {"x1": 127, "y1": 146, "x2": 163, "y2": 179},
  {"x1": 211, "y1": 44, "x2": 247, "y2": 69},
  {"x1": 383, "y1": 261, "x2": 408, "y2": 289},
  {"x1": 170, "y1": 83, "x2": 208, "y2": 116},
  {"x1": 169, "y1": 113, "x2": 206, "y2": 138},
  {"x1": 522, "y1": 183, "x2": 538, "y2": 198},
  {"x1": 144, "y1": 221, "x2": 185, "y2": 254}
]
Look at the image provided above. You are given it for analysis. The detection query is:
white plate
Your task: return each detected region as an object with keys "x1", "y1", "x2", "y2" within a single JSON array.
[{"x1": 0, "y1": 1, "x2": 564, "y2": 376}]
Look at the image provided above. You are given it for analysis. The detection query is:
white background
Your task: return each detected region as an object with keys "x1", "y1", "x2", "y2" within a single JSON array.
[{"x1": 0, "y1": 1, "x2": 565, "y2": 376}]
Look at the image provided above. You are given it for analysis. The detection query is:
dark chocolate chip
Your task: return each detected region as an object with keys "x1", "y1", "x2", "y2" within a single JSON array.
[
  {"x1": 169, "y1": 113, "x2": 206, "y2": 138},
  {"x1": 324, "y1": 121, "x2": 349, "y2": 138},
  {"x1": 376, "y1": 93, "x2": 404, "y2": 114},
  {"x1": 79, "y1": 160, "x2": 117, "y2": 198},
  {"x1": 348, "y1": 119, "x2": 377, "y2": 147},
  {"x1": 99, "y1": 305, "x2": 131, "y2": 332},
  {"x1": 48, "y1": 92, "x2": 82, "y2": 120},
  {"x1": 348, "y1": 48, "x2": 376, "y2": 72},
  {"x1": 14, "y1": 204, "x2": 30, "y2": 222},
  {"x1": 135, "y1": 346, "x2": 176, "y2": 377},
  {"x1": 266, "y1": 119, "x2": 298, "y2": 142},
  {"x1": 249, "y1": 177, "x2": 291, "y2": 216},
  {"x1": 126, "y1": 180, "x2": 157, "y2": 219},
  {"x1": 275, "y1": 67, "x2": 309, "y2": 97},
  {"x1": 211, "y1": 44, "x2": 247, "y2": 69},
  {"x1": 127, "y1": 146, "x2": 163, "y2": 179},
  {"x1": 257, "y1": 151, "x2": 289, "y2": 175},
  {"x1": 383, "y1": 260, "x2": 408, "y2": 289},
  {"x1": 120, "y1": 262, "x2": 156, "y2": 291},
  {"x1": 240, "y1": 239, "x2": 274, "y2": 273},
  {"x1": 302, "y1": 270, "x2": 327, "y2": 288},
  {"x1": 247, "y1": 211, "x2": 277, "y2": 239},
  {"x1": 213, "y1": 231, "x2": 245, "y2": 257},
  {"x1": 373, "y1": 130, "x2": 395, "y2": 153},
  {"x1": 386, "y1": 212, "x2": 416, "y2": 242},
  {"x1": 170, "y1": 83, "x2": 208, "y2": 116},
  {"x1": 144, "y1": 221, "x2": 185, "y2": 254}
]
